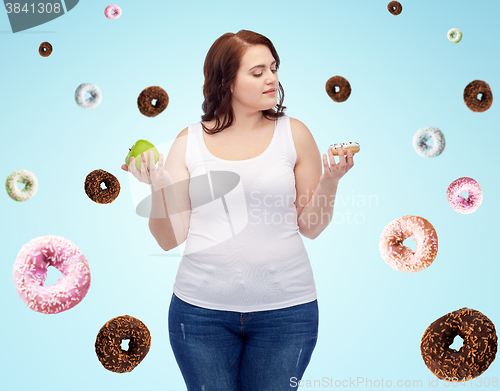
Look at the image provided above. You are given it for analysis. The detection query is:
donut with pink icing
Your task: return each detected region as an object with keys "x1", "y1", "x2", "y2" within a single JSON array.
[
  {"x1": 379, "y1": 215, "x2": 438, "y2": 273},
  {"x1": 447, "y1": 177, "x2": 483, "y2": 214},
  {"x1": 12, "y1": 236, "x2": 91, "y2": 314},
  {"x1": 104, "y1": 4, "x2": 122, "y2": 19}
]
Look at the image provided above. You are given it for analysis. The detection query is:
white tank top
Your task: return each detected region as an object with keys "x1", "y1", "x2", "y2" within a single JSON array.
[{"x1": 173, "y1": 115, "x2": 317, "y2": 312}]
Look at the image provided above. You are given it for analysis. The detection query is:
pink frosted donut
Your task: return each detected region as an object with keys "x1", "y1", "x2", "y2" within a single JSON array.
[
  {"x1": 447, "y1": 177, "x2": 483, "y2": 214},
  {"x1": 12, "y1": 236, "x2": 91, "y2": 314},
  {"x1": 105, "y1": 4, "x2": 122, "y2": 19},
  {"x1": 379, "y1": 215, "x2": 438, "y2": 273}
]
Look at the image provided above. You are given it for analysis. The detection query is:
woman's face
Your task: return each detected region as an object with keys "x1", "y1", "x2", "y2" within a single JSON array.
[{"x1": 231, "y1": 44, "x2": 278, "y2": 113}]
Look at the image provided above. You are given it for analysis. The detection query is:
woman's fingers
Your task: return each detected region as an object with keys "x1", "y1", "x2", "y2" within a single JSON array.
[
  {"x1": 158, "y1": 153, "x2": 164, "y2": 170},
  {"x1": 121, "y1": 164, "x2": 129, "y2": 172},
  {"x1": 148, "y1": 150, "x2": 156, "y2": 172}
]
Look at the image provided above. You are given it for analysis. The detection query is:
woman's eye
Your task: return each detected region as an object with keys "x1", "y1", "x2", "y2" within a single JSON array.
[{"x1": 253, "y1": 69, "x2": 277, "y2": 77}]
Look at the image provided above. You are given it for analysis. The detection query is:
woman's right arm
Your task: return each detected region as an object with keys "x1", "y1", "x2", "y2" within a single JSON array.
[{"x1": 121, "y1": 133, "x2": 191, "y2": 251}]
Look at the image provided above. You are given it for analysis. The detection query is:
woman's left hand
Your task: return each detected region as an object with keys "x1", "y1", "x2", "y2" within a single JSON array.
[{"x1": 319, "y1": 147, "x2": 354, "y2": 188}]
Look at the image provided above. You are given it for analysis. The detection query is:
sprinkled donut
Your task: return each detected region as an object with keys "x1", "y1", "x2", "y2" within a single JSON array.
[
  {"x1": 137, "y1": 86, "x2": 169, "y2": 117},
  {"x1": 387, "y1": 1, "x2": 402, "y2": 15},
  {"x1": 446, "y1": 177, "x2": 482, "y2": 214},
  {"x1": 379, "y1": 215, "x2": 438, "y2": 273},
  {"x1": 5, "y1": 169, "x2": 38, "y2": 202},
  {"x1": 104, "y1": 4, "x2": 122, "y2": 19},
  {"x1": 447, "y1": 28, "x2": 462, "y2": 43},
  {"x1": 75, "y1": 83, "x2": 102, "y2": 110},
  {"x1": 84, "y1": 169, "x2": 120, "y2": 204},
  {"x1": 412, "y1": 126, "x2": 445, "y2": 158},
  {"x1": 95, "y1": 315, "x2": 151, "y2": 373},
  {"x1": 38, "y1": 41, "x2": 53, "y2": 57},
  {"x1": 463, "y1": 80, "x2": 493, "y2": 113},
  {"x1": 330, "y1": 142, "x2": 360, "y2": 155},
  {"x1": 421, "y1": 307, "x2": 497, "y2": 381},
  {"x1": 12, "y1": 236, "x2": 91, "y2": 314},
  {"x1": 325, "y1": 76, "x2": 351, "y2": 103}
]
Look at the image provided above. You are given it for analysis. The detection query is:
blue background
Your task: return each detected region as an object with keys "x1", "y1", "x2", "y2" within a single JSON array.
[{"x1": 1, "y1": 0, "x2": 499, "y2": 389}]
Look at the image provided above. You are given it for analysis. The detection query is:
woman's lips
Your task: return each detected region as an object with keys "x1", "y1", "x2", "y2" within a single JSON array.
[{"x1": 264, "y1": 89, "x2": 276, "y2": 95}]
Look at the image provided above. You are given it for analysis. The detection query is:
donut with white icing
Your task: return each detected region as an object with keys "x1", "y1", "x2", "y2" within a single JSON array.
[{"x1": 330, "y1": 141, "x2": 360, "y2": 155}]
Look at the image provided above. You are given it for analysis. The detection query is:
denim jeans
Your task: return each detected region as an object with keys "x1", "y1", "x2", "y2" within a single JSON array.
[{"x1": 168, "y1": 293, "x2": 319, "y2": 391}]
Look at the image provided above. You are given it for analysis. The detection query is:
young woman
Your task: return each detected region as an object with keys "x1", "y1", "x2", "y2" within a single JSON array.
[{"x1": 122, "y1": 30, "x2": 354, "y2": 391}]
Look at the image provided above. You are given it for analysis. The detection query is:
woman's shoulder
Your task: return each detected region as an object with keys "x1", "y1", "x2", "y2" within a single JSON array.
[{"x1": 287, "y1": 116, "x2": 310, "y2": 133}]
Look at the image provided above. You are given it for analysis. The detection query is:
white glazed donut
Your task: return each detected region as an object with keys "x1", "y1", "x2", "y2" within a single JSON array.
[
  {"x1": 329, "y1": 141, "x2": 360, "y2": 155},
  {"x1": 75, "y1": 83, "x2": 102, "y2": 110},
  {"x1": 5, "y1": 169, "x2": 38, "y2": 202},
  {"x1": 447, "y1": 28, "x2": 462, "y2": 43}
]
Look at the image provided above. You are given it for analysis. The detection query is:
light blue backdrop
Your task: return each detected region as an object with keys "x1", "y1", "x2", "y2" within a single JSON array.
[{"x1": 1, "y1": 0, "x2": 499, "y2": 389}]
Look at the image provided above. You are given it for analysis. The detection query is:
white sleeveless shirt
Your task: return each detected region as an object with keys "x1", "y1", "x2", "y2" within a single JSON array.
[{"x1": 172, "y1": 115, "x2": 317, "y2": 312}]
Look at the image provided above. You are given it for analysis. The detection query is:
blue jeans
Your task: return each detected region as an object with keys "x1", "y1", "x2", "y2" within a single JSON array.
[{"x1": 168, "y1": 293, "x2": 319, "y2": 391}]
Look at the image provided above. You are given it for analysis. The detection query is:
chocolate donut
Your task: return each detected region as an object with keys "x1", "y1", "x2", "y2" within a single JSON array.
[
  {"x1": 84, "y1": 169, "x2": 120, "y2": 204},
  {"x1": 421, "y1": 308, "x2": 497, "y2": 381},
  {"x1": 38, "y1": 42, "x2": 53, "y2": 57},
  {"x1": 137, "y1": 86, "x2": 169, "y2": 117},
  {"x1": 463, "y1": 80, "x2": 493, "y2": 112},
  {"x1": 325, "y1": 76, "x2": 351, "y2": 103},
  {"x1": 387, "y1": 1, "x2": 402, "y2": 15},
  {"x1": 95, "y1": 315, "x2": 151, "y2": 373}
]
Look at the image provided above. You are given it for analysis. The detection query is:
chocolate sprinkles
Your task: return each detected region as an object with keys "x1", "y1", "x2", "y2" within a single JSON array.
[
  {"x1": 95, "y1": 315, "x2": 152, "y2": 373},
  {"x1": 420, "y1": 308, "x2": 497, "y2": 381}
]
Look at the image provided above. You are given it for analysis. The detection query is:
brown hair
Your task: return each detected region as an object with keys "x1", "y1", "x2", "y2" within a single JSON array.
[{"x1": 201, "y1": 30, "x2": 286, "y2": 134}]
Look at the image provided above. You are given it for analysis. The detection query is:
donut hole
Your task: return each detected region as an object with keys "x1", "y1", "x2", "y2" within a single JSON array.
[
  {"x1": 421, "y1": 138, "x2": 434, "y2": 148},
  {"x1": 17, "y1": 182, "x2": 26, "y2": 190},
  {"x1": 100, "y1": 182, "x2": 107, "y2": 190},
  {"x1": 459, "y1": 191, "x2": 469, "y2": 199},
  {"x1": 477, "y1": 93, "x2": 483, "y2": 101},
  {"x1": 44, "y1": 265, "x2": 63, "y2": 286},
  {"x1": 84, "y1": 91, "x2": 97, "y2": 103},
  {"x1": 151, "y1": 98, "x2": 158, "y2": 106},
  {"x1": 402, "y1": 237, "x2": 417, "y2": 252},
  {"x1": 334, "y1": 86, "x2": 340, "y2": 93},
  {"x1": 121, "y1": 339, "x2": 130, "y2": 351},
  {"x1": 449, "y1": 335, "x2": 464, "y2": 351}
]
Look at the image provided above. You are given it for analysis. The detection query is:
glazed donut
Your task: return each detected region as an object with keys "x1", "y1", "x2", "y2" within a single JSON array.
[
  {"x1": 379, "y1": 215, "x2": 438, "y2": 273},
  {"x1": 12, "y1": 236, "x2": 91, "y2": 314},
  {"x1": 75, "y1": 83, "x2": 102, "y2": 110},
  {"x1": 412, "y1": 126, "x2": 445, "y2": 158},
  {"x1": 446, "y1": 177, "x2": 482, "y2": 214},
  {"x1": 104, "y1": 4, "x2": 122, "y2": 19},
  {"x1": 137, "y1": 86, "x2": 169, "y2": 117},
  {"x1": 463, "y1": 80, "x2": 493, "y2": 113},
  {"x1": 38, "y1": 41, "x2": 53, "y2": 57},
  {"x1": 84, "y1": 169, "x2": 120, "y2": 204},
  {"x1": 447, "y1": 28, "x2": 463, "y2": 43},
  {"x1": 387, "y1": 1, "x2": 402, "y2": 15},
  {"x1": 95, "y1": 315, "x2": 151, "y2": 373},
  {"x1": 330, "y1": 142, "x2": 360, "y2": 155},
  {"x1": 5, "y1": 169, "x2": 38, "y2": 202},
  {"x1": 325, "y1": 76, "x2": 351, "y2": 103},
  {"x1": 421, "y1": 307, "x2": 497, "y2": 381}
]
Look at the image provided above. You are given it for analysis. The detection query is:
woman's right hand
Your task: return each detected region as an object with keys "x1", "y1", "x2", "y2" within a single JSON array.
[{"x1": 121, "y1": 150, "x2": 173, "y2": 191}]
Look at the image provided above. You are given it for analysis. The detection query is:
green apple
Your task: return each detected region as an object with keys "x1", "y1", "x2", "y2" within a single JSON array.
[{"x1": 125, "y1": 139, "x2": 159, "y2": 171}]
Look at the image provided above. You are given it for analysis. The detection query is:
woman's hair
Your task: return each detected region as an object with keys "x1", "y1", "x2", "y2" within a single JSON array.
[{"x1": 201, "y1": 30, "x2": 286, "y2": 134}]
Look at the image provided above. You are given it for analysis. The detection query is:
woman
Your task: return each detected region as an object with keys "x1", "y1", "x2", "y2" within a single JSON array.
[{"x1": 122, "y1": 30, "x2": 354, "y2": 391}]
